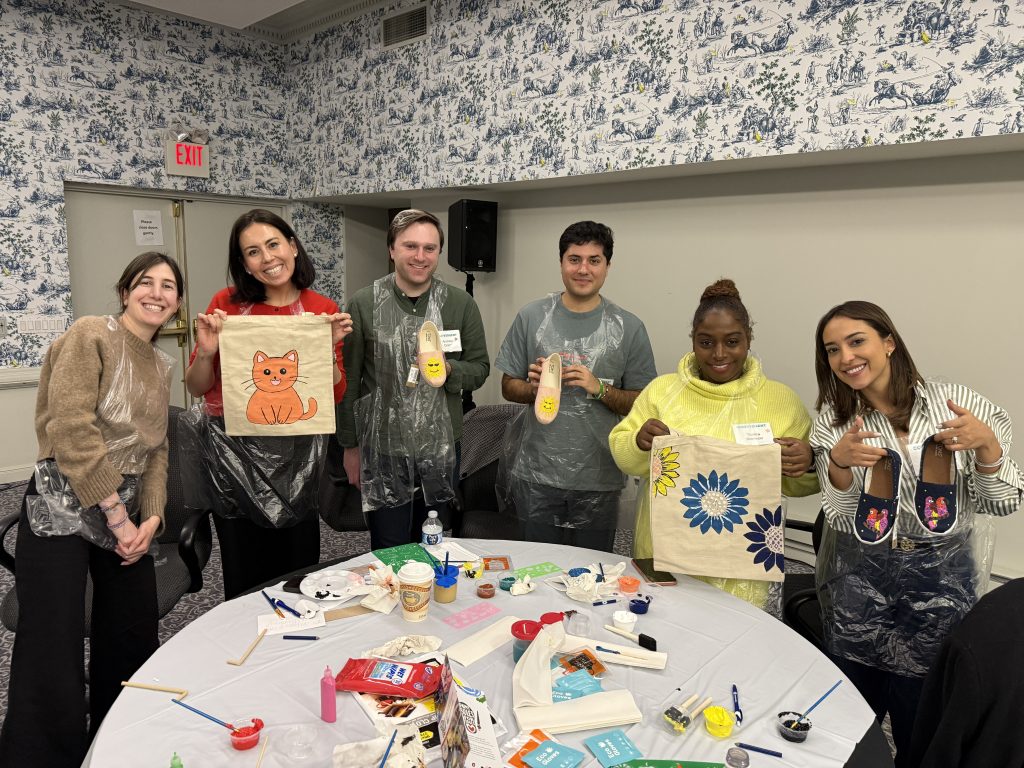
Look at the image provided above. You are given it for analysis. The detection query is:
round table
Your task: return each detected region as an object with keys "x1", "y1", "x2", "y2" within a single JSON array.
[{"x1": 87, "y1": 539, "x2": 887, "y2": 767}]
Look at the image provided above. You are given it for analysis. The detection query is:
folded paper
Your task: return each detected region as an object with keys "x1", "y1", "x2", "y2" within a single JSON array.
[
  {"x1": 446, "y1": 616, "x2": 520, "y2": 667},
  {"x1": 512, "y1": 624, "x2": 642, "y2": 734}
]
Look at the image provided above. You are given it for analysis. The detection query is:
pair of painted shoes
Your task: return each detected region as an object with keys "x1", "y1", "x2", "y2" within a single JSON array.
[
  {"x1": 416, "y1": 321, "x2": 446, "y2": 388},
  {"x1": 854, "y1": 435, "x2": 958, "y2": 545},
  {"x1": 534, "y1": 353, "x2": 561, "y2": 425}
]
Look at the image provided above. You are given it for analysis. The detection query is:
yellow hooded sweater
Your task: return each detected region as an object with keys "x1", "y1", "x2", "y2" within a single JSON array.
[{"x1": 609, "y1": 353, "x2": 819, "y2": 604}]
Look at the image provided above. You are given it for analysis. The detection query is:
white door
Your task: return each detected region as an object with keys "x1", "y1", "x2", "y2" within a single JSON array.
[{"x1": 64, "y1": 187, "x2": 285, "y2": 407}]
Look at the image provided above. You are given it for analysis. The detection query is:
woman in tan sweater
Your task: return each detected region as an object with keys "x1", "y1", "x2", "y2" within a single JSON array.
[{"x1": 0, "y1": 252, "x2": 183, "y2": 767}]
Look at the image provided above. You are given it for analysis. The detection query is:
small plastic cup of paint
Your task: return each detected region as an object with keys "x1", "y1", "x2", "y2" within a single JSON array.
[
  {"x1": 434, "y1": 565, "x2": 459, "y2": 603},
  {"x1": 612, "y1": 610, "x2": 637, "y2": 632},
  {"x1": 230, "y1": 717, "x2": 265, "y2": 750},
  {"x1": 777, "y1": 711, "x2": 812, "y2": 742},
  {"x1": 703, "y1": 705, "x2": 735, "y2": 738},
  {"x1": 499, "y1": 575, "x2": 516, "y2": 591},
  {"x1": 511, "y1": 619, "x2": 543, "y2": 662},
  {"x1": 618, "y1": 576, "x2": 640, "y2": 594}
]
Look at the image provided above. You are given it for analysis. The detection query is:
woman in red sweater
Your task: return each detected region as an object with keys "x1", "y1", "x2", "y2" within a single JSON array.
[{"x1": 185, "y1": 209, "x2": 352, "y2": 598}]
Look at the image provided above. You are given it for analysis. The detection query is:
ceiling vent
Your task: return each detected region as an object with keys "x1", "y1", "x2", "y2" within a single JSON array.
[{"x1": 382, "y1": 4, "x2": 428, "y2": 50}]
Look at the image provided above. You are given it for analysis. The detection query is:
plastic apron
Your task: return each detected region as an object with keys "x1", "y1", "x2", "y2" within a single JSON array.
[
  {"x1": 817, "y1": 491, "x2": 994, "y2": 678},
  {"x1": 179, "y1": 300, "x2": 326, "y2": 528},
  {"x1": 26, "y1": 315, "x2": 173, "y2": 550},
  {"x1": 498, "y1": 294, "x2": 627, "y2": 534},
  {"x1": 355, "y1": 274, "x2": 456, "y2": 511}
]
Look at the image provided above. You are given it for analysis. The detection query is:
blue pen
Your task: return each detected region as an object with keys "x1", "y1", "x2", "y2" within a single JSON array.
[
  {"x1": 592, "y1": 598, "x2": 620, "y2": 606},
  {"x1": 735, "y1": 743, "x2": 782, "y2": 758},
  {"x1": 732, "y1": 683, "x2": 743, "y2": 724},
  {"x1": 275, "y1": 598, "x2": 302, "y2": 618},
  {"x1": 282, "y1": 635, "x2": 318, "y2": 641},
  {"x1": 260, "y1": 589, "x2": 284, "y2": 619}
]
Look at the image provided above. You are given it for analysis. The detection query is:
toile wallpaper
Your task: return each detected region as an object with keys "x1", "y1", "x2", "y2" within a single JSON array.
[{"x1": 2, "y1": 0, "x2": 1024, "y2": 367}]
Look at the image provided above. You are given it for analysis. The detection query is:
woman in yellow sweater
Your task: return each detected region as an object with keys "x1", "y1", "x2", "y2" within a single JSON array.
[{"x1": 609, "y1": 279, "x2": 818, "y2": 608}]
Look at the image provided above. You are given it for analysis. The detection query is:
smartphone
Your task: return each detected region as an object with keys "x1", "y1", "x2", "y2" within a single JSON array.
[{"x1": 632, "y1": 558, "x2": 677, "y2": 586}]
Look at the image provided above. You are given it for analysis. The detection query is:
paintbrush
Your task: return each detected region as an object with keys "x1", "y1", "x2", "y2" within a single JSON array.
[{"x1": 603, "y1": 623, "x2": 657, "y2": 651}]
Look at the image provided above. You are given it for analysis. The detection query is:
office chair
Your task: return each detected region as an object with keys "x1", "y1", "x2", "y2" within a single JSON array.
[{"x1": 0, "y1": 405, "x2": 213, "y2": 632}]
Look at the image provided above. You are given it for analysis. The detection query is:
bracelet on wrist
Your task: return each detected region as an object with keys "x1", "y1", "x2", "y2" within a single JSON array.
[
  {"x1": 829, "y1": 450, "x2": 851, "y2": 470},
  {"x1": 974, "y1": 454, "x2": 1005, "y2": 469},
  {"x1": 596, "y1": 380, "x2": 606, "y2": 400},
  {"x1": 106, "y1": 513, "x2": 129, "y2": 530},
  {"x1": 99, "y1": 500, "x2": 123, "y2": 514}
]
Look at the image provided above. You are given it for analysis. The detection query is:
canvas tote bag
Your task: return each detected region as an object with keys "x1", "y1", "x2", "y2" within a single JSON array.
[
  {"x1": 650, "y1": 433, "x2": 784, "y2": 582},
  {"x1": 219, "y1": 314, "x2": 336, "y2": 437}
]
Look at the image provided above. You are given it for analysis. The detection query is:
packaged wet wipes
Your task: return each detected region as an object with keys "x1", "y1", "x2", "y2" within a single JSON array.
[{"x1": 335, "y1": 658, "x2": 442, "y2": 697}]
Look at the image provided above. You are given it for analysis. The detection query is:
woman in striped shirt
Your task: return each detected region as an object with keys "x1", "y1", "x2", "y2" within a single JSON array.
[{"x1": 811, "y1": 300, "x2": 1022, "y2": 768}]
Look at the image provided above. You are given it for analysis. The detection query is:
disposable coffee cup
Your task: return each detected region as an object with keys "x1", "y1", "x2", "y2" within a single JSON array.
[{"x1": 398, "y1": 562, "x2": 434, "y2": 621}]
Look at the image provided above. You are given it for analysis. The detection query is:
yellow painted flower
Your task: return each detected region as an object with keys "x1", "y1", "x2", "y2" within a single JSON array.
[{"x1": 652, "y1": 447, "x2": 681, "y2": 496}]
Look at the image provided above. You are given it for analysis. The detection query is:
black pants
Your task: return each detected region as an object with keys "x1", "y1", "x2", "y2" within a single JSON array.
[
  {"x1": 0, "y1": 481, "x2": 158, "y2": 768},
  {"x1": 513, "y1": 478, "x2": 619, "y2": 553},
  {"x1": 367, "y1": 444, "x2": 461, "y2": 550},
  {"x1": 213, "y1": 514, "x2": 320, "y2": 599},
  {"x1": 831, "y1": 654, "x2": 924, "y2": 768}
]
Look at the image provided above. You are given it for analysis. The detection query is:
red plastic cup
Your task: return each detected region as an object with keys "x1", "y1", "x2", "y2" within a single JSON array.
[{"x1": 230, "y1": 718, "x2": 265, "y2": 750}]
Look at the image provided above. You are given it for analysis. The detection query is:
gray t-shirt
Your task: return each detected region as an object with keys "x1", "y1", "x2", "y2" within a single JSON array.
[{"x1": 495, "y1": 294, "x2": 657, "y2": 491}]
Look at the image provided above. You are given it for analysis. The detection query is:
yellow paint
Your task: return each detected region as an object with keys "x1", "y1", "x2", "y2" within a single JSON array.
[
  {"x1": 703, "y1": 705, "x2": 735, "y2": 738},
  {"x1": 424, "y1": 358, "x2": 443, "y2": 378},
  {"x1": 538, "y1": 396, "x2": 557, "y2": 414}
]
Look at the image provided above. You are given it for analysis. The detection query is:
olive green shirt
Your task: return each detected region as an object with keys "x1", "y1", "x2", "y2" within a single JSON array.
[{"x1": 339, "y1": 278, "x2": 489, "y2": 447}]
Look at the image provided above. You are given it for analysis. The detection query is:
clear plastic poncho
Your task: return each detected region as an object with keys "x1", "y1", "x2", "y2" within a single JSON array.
[
  {"x1": 816, "y1": 476, "x2": 996, "y2": 678},
  {"x1": 179, "y1": 405, "x2": 325, "y2": 528},
  {"x1": 26, "y1": 315, "x2": 173, "y2": 550},
  {"x1": 355, "y1": 274, "x2": 455, "y2": 511},
  {"x1": 497, "y1": 294, "x2": 632, "y2": 535}
]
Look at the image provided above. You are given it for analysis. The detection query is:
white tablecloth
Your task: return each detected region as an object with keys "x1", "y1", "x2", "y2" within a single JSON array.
[{"x1": 86, "y1": 539, "x2": 874, "y2": 767}]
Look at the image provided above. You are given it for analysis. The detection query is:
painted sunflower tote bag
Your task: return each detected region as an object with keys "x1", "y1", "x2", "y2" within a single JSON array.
[
  {"x1": 650, "y1": 433, "x2": 784, "y2": 582},
  {"x1": 219, "y1": 314, "x2": 336, "y2": 437}
]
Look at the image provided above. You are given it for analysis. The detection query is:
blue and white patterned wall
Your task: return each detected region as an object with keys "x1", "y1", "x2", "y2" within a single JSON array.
[
  {"x1": 291, "y1": 0, "x2": 1024, "y2": 195},
  {"x1": 3, "y1": 0, "x2": 1024, "y2": 368},
  {"x1": 0, "y1": 0, "x2": 343, "y2": 369}
]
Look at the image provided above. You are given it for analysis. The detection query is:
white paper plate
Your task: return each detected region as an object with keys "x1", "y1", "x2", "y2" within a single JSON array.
[{"x1": 298, "y1": 569, "x2": 366, "y2": 603}]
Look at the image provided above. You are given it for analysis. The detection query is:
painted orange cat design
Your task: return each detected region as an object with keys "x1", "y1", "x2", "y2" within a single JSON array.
[{"x1": 245, "y1": 349, "x2": 318, "y2": 425}]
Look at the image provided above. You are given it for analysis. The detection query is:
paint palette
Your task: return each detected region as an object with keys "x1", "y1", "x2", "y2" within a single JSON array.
[{"x1": 299, "y1": 569, "x2": 366, "y2": 603}]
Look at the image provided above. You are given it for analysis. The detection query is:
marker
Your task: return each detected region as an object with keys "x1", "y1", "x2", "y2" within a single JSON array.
[
  {"x1": 735, "y1": 743, "x2": 783, "y2": 758},
  {"x1": 282, "y1": 635, "x2": 319, "y2": 641},
  {"x1": 260, "y1": 590, "x2": 284, "y2": 619},
  {"x1": 275, "y1": 598, "x2": 302, "y2": 618},
  {"x1": 592, "y1": 598, "x2": 621, "y2": 606}
]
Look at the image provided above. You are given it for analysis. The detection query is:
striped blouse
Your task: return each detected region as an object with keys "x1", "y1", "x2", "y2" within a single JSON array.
[{"x1": 810, "y1": 380, "x2": 1023, "y2": 539}]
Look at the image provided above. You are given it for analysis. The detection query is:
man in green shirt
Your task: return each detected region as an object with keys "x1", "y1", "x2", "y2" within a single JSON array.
[{"x1": 340, "y1": 209, "x2": 489, "y2": 548}]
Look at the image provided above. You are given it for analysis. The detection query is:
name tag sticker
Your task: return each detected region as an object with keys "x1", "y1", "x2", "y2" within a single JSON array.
[
  {"x1": 732, "y1": 422, "x2": 775, "y2": 446},
  {"x1": 439, "y1": 330, "x2": 461, "y2": 352}
]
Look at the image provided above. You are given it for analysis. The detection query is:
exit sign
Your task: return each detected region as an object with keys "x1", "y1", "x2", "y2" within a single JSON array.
[{"x1": 165, "y1": 141, "x2": 210, "y2": 178}]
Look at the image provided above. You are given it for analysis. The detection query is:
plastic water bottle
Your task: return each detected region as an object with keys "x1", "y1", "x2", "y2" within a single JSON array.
[{"x1": 421, "y1": 509, "x2": 443, "y2": 546}]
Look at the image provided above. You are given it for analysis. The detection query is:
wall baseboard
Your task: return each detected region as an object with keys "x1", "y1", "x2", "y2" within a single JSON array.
[{"x1": 0, "y1": 465, "x2": 32, "y2": 486}]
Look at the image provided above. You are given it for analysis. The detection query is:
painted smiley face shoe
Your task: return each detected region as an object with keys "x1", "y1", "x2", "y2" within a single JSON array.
[
  {"x1": 416, "y1": 320, "x2": 447, "y2": 388},
  {"x1": 534, "y1": 352, "x2": 562, "y2": 425},
  {"x1": 914, "y1": 435, "x2": 957, "y2": 535},
  {"x1": 854, "y1": 448, "x2": 900, "y2": 545}
]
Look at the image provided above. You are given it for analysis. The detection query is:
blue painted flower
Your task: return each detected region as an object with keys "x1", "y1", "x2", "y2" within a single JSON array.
[
  {"x1": 680, "y1": 470, "x2": 749, "y2": 534},
  {"x1": 744, "y1": 506, "x2": 785, "y2": 573}
]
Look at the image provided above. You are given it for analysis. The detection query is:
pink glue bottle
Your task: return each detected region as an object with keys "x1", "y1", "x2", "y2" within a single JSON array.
[{"x1": 321, "y1": 666, "x2": 337, "y2": 723}]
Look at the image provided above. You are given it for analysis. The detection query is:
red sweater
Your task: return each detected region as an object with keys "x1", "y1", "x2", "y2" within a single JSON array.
[{"x1": 189, "y1": 287, "x2": 346, "y2": 416}]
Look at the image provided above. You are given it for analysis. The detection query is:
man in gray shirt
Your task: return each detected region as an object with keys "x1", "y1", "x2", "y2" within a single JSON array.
[{"x1": 496, "y1": 221, "x2": 657, "y2": 551}]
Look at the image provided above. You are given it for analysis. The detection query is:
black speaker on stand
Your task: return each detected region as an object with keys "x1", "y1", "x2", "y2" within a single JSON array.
[{"x1": 447, "y1": 199, "x2": 497, "y2": 414}]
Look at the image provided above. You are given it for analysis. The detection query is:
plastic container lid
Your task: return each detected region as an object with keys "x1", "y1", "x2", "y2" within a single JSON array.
[
  {"x1": 539, "y1": 612, "x2": 565, "y2": 625},
  {"x1": 511, "y1": 619, "x2": 543, "y2": 642},
  {"x1": 427, "y1": 510, "x2": 438, "y2": 518}
]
